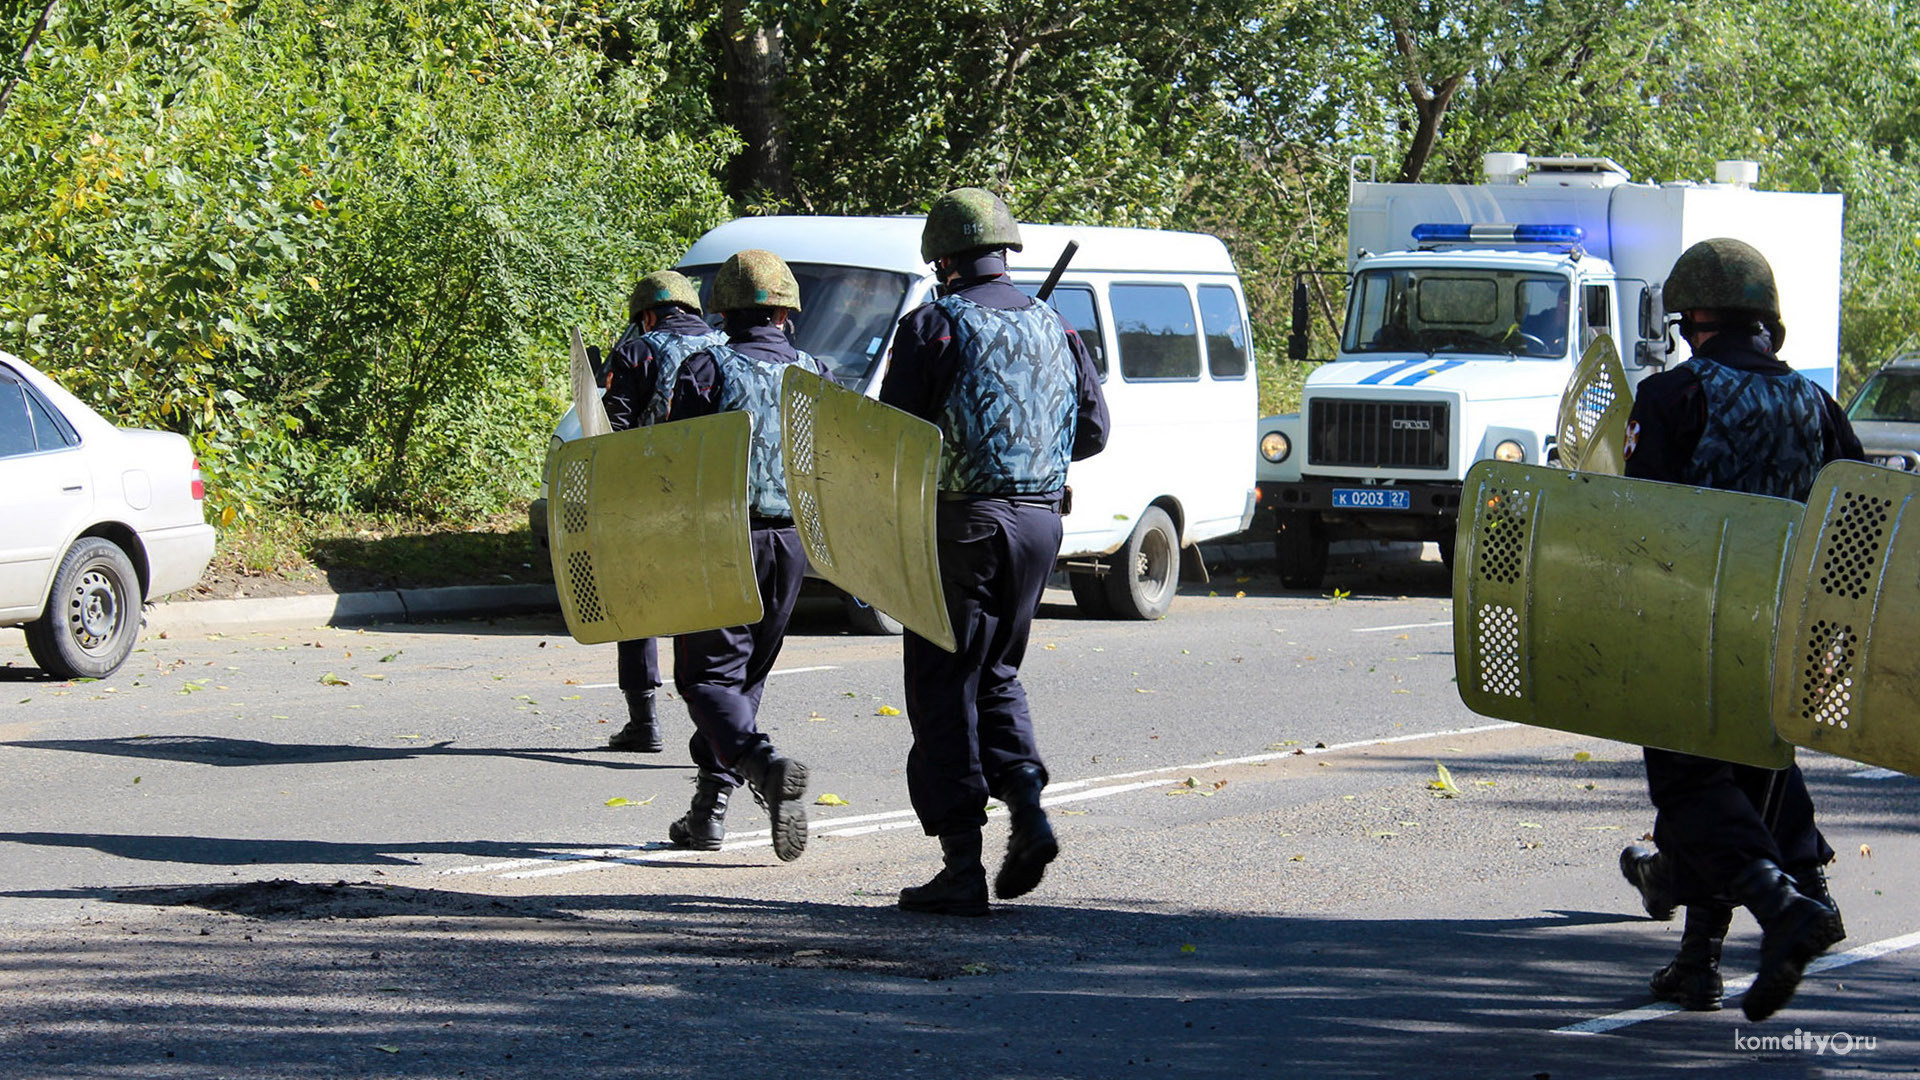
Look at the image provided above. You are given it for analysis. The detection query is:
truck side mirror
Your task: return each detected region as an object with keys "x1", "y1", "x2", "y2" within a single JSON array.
[
  {"x1": 1288, "y1": 278, "x2": 1311, "y2": 362},
  {"x1": 1634, "y1": 285, "x2": 1668, "y2": 369}
]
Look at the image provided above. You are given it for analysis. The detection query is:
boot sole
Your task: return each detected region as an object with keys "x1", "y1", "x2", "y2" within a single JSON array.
[
  {"x1": 764, "y1": 758, "x2": 810, "y2": 862},
  {"x1": 994, "y1": 833, "x2": 1059, "y2": 900},
  {"x1": 607, "y1": 740, "x2": 664, "y2": 753},
  {"x1": 1743, "y1": 910, "x2": 1836, "y2": 1021}
]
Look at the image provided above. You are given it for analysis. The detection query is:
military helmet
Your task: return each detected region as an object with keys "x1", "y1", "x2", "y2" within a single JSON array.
[
  {"x1": 711, "y1": 249, "x2": 802, "y2": 313},
  {"x1": 629, "y1": 270, "x2": 702, "y2": 322},
  {"x1": 1664, "y1": 238, "x2": 1780, "y2": 319},
  {"x1": 921, "y1": 187, "x2": 1024, "y2": 263}
]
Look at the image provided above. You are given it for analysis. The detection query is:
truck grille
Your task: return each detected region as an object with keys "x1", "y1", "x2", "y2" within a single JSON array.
[{"x1": 1308, "y1": 399, "x2": 1450, "y2": 470}]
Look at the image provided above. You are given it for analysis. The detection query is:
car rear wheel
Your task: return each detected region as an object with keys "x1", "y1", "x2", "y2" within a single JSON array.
[
  {"x1": 1104, "y1": 507, "x2": 1178, "y2": 620},
  {"x1": 25, "y1": 537, "x2": 143, "y2": 680}
]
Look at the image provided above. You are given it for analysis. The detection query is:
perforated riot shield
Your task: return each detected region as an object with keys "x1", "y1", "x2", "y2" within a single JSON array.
[
  {"x1": 1555, "y1": 335, "x2": 1632, "y2": 475},
  {"x1": 570, "y1": 326, "x2": 611, "y2": 439},
  {"x1": 1772, "y1": 462, "x2": 1920, "y2": 776},
  {"x1": 1453, "y1": 461, "x2": 1799, "y2": 768},
  {"x1": 545, "y1": 413, "x2": 760, "y2": 645},
  {"x1": 781, "y1": 367, "x2": 956, "y2": 652}
]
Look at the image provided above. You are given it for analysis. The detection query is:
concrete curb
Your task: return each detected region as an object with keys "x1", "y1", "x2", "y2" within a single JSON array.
[
  {"x1": 141, "y1": 537, "x2": 1316, "y2": 637},
  {"x1": 146, "y1": 584, "x2": 560, "y2": 637}
]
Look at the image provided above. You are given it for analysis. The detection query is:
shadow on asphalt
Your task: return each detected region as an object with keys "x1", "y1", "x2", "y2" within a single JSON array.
[
  {"x1": 2, "y1": 734, "x2": 686, "y2": 771},
  {"x1": 0, "y1": 882, "x2": 1879, "y2": 1078}
]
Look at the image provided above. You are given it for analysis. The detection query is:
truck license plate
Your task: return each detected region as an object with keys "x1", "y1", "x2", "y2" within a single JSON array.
[{"x1": 1332, "y1": 487, "x2": 1410, "y2": 510}]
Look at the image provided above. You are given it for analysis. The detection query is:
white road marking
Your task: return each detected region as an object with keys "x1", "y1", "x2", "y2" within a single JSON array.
[
  {"x1": 1351, "y1": 621, "x2": 1453, "y2": 633},
  {"x1": 1849, "y1": 767, "x2": 1906, "y2": 780},
  {"x1": 576, "y1": 665, "x2": 840, "y2": 691},
  {"x1": 1552, "y1": 928, "x2": 1920, "y2": 1035},
  {"x1": 440, "y1": 720, "x2": 1518, "y2": 881}
]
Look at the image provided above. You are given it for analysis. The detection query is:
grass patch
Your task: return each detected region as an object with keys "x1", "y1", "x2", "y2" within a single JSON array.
[{"x1": 203, "y1": 504, "x2": 551, "y2": 596}]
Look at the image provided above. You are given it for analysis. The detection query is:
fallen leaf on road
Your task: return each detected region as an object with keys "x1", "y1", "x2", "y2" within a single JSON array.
[
  {"x1": 604, "y1": 795, "x2": 657, "y2": 807},
  {"x1": 876, "y1": 705, "x2": 902, "y2": 716},
  {"x1": 1519, "y1": 822, "x2": 1542, "y2": 829},
  {"x1": 1428, "y1": 762, "x2": 1461, "y2": 797},
  {"x1": 1180, "y1": 944, "x2": 1197, "y2": 954},
  {"x1": 1370, "y1": 831, "x2": 1397, "y2": 839},
  {"x1": 372, "y1": 1046, "x2": 399, "y2": 1054},
  {"x1": 815, "y1": 793, "x2": 850, "y2": 806},
  {"x1": 1574, "y1": 751, "x2": 1593, "y2": 762},
  {"x1": 1860, "y1": 843, "x2": 1873, "y2": 858},
  {"x1": 319, "y1": 672, "x2": 349, "y2": 686},
  {"x1": 561, "y1": 695, "x2": 581, "y2": 701},
  {"x1": 1289, "y1": 854, "x2": 1306, "y2": 862}
]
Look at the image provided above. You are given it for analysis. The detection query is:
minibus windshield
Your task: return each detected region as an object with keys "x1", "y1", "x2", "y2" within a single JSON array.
[
  {"x1": 679, "y1": 262, "x2": 914, "y2": 390},
  {"x1": 1343, "y1": 267, "x2": 1570, "y2": 360}
]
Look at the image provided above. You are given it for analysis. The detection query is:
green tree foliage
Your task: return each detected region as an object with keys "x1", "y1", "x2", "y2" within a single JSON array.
[{"x1": 0, "y1": 0, "x2": 733, "y2": 522}]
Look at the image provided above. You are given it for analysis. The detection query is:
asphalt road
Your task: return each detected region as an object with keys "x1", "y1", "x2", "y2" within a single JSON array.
[{"x1": 1, "y1": 550, "x2": 1916, "y2": 1079}]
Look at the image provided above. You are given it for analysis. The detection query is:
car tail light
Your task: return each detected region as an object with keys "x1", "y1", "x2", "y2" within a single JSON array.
[{"x1": 191, "y1": 457, "x2": 206, "y2": 501}]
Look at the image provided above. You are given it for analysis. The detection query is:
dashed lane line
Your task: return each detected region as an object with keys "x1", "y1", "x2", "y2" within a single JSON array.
[
  {"x1": 440, "y1": 720, "x2": 1517, "y2": 881},
  {"x1": 1552, "y1": 929, "x2": 1920, "y2": 1036},
  {"x1": 1351, "y1": 621, "x2": 1453, "y2": 633}
]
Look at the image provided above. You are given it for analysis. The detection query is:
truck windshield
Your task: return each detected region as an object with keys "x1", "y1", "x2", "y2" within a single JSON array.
[
  {"x1": 678, "y1": 262, "x2": 914, "y2": 391},
  {"x1": 1343, "y1": 268, "x2": 1570, "y2": 359},
  {"x1": 1847, "y1": 370, "x2": 1920, "y2": 422}
]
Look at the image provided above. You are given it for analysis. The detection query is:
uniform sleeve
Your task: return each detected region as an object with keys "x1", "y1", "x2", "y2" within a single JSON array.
[
  {"x1": 1062, "y1": 315, "x2": 1109, "y2": 461},
  {"x1": 667, "y1": 350, "x2": 722, "y2": 421},
  {"x1": 877, "y1": 306, "x2": 956, "y2": 423},
  {"x1": 1622, "y1": 369, "x2": 1706, "y2": 484},
  {"x1": 1819, "y1": 389, "x2": 1867, "y2": 465},
  {"x1": 601, "y1": 327, "x2": 655, "y2": 433}
]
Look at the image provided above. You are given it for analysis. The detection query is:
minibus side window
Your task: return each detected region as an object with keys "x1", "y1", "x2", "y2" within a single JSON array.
[
  {"x1": 1021, "y1": 283, "x2": 1107, "y2": 378},
  {"x1": 1112, "y1": 283, "x2": 1200, "y2": 381},
  {"x1": 1198, "y1": 285, "x2": 1249, "y2": 378}
]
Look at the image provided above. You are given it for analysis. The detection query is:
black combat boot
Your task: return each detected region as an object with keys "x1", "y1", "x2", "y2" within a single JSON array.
[
  {"x1": 1619, "y1": 844, "x2": 1677, "y2": 921},
  {"x1": 1649, "y1": 904, "x2": 1732, "y2": 1010},
  {"x1": 1735, "y1": 858, "x2": 1842, "y2": 1021},
  {"x1": 993, "y1": 764, "x2": 1059, "y2": 900},
  {"x1": 667, "y1": 770, "x2": 732, "y2": 850},
  {"x1": 1788, "y1": 861, "x2": 1847, "y2": 951},
  {"x1": 899, "y1": 830, "x2": 990, "y2": 917},
  {"x1": 608, "y1": 690, "x2": 664, "y2": 752},
  {"x1": 738, "y1": 740, "x2": 809, "y2": 862}
]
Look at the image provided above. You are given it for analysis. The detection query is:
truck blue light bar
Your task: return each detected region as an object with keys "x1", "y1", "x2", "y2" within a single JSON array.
[{"x1": 1411, "y1": 223, "x2": 1586, "y2": 245}]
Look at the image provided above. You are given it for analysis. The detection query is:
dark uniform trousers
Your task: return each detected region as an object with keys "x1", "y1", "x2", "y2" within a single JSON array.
[
  {"x1": 1646, "y1": 748, "x2": 1833, "y2": 904},
  {"x1": 673, "y1": 523, "x2": 807, "y2": 787},
  {"x1": 616, "y1": 638, "x2": 660, "y2": 696},
  {"x1": 903, "y1": 498, "x2": 1061, "y2": 836}
]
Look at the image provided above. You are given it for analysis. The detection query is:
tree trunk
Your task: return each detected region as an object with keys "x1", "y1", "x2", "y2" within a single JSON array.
[
  {"x1": 0, "y1": 0, "x2": 59, "y2": 124},
  {"x1": 719, "y1": 3, "x2": 793, "y2": 207},
  {"x1": 1390, "y1": 20, "x2": 1463, "y2": 184}
]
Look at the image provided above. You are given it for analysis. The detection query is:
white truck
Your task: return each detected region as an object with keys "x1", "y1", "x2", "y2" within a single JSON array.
[{"x1": 1255, "y1": 153, "x2": 1843, "y2": 588}]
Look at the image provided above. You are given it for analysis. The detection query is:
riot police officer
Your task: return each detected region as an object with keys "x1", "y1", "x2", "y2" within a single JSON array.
[
  {"x1": 1617, "y1": 237, "x2": 1862, "y2": 1020},
  {"x1": 599, "y1": 271, "x2": 726, "y2": 752},
  {"x1": 660, "y1": 250, "x2": 827, "y2": 861},
  {"x1": 880, "y1": 188, "x2": 1109, "y2": 915}
]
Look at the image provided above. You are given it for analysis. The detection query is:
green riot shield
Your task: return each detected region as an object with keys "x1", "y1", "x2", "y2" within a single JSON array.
[
  {"x1": 1453, "y1": 461, "x2": 1799, "y2": 768},
  {"x1": 545, "y1": 412, "x2": 760, "y2": 645},
  {"x1": 1772, "y1": 462, "x2": 1920, "y2": 776},
  {"x1": 781, "y1": 367, "x2": 957, "y2": 652},
  {"x1": 570, "y1": 326, "x2": 611, "y2": 439},
  {"x1": 1554, "y1": 335, "x2": 1632, "y2": 475}
]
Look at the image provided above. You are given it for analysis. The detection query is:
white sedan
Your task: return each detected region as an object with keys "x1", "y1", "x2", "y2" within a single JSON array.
[{"x1": 0, "y1": 351, "x2": 215, "y2": 678}]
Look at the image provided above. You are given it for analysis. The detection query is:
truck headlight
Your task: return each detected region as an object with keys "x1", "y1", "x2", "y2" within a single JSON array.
[
  {"x1": 1494, "y1": 439, "x2": 1526, "y2": 463},
  {"x1": 1875, "y1": 453, "x2": 1913, "y2": 472},
  {"x1": 1260, "y1": 431, "x2": 1292, "y2": 463}
]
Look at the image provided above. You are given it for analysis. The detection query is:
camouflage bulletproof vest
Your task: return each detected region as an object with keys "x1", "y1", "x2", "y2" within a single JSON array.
[
  {"x1": 712, "y1": 343, "x2": 828, "y2": 519},
  {"x1": 932, "y1": 293, "x2": 1078, "y2": 495},
  {"x1": 640, "y1": 327, "x2": 728, "y2": 426},
  {"x1": 1682, "y1": 355, "x2": 1828, "y2": 501}
]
